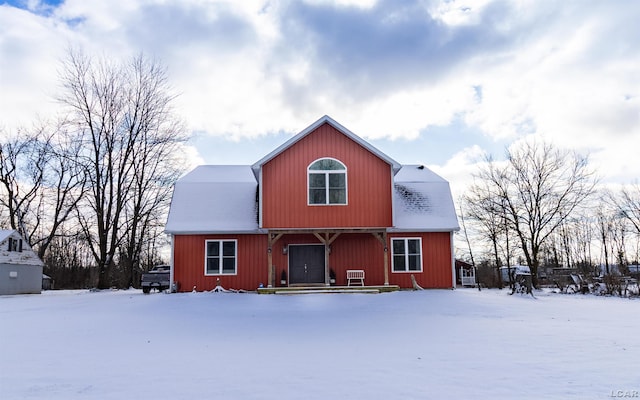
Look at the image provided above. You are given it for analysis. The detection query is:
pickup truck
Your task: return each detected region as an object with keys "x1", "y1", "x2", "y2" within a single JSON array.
[{"x1": 141, "y1": 264, "x2": 171, "y2": 293}]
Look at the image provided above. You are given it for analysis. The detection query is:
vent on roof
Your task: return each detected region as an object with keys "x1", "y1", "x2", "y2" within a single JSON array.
[{"x1": 395, "y1": 183, "x2": 431, "y2": 213}]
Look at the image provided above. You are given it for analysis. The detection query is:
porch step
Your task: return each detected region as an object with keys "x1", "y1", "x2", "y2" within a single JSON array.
[
  {"x1": 257, "y1": 285, "x2": 400, "y2": 295},
  {"x1": 275, "y1": 289, "x2": 380, "y2": 295}
]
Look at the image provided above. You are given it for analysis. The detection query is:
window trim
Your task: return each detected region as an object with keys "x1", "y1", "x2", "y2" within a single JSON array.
[
  {"x1": 204, "y1": 239, "x2": 238, "y2": 276},
  {"x1": 391, "y1": 237, "x2": 423, "y2": 273},
  {"x1": 307, "y1": 157, "x2": 348, "y2": 206}
]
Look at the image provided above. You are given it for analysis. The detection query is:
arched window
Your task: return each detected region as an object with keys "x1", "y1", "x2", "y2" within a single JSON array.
[{"x1": 308, "y1": 158, "x2": 347, "y2": 205}]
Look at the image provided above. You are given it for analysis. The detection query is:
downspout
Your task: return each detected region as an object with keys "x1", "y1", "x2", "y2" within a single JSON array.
[
  {"x1": 257, "y1": 170, "x2": 263, "y2": 228},
  {"x1": 450, "y1": 231, "x2": 456, "y2": 289},
  {"x1": 169, "y1": 234, "x2": 175, "y2": 293}
]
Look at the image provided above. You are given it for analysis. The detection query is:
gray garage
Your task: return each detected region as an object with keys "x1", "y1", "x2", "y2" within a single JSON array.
[{"x1": 0, "y1": 230, "x2": 44, "y2": 295}]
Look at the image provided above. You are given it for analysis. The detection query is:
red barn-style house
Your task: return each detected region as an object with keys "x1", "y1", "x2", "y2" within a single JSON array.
[{"x1": 165, "y1": 116, "x2": 459, "y2": 292}]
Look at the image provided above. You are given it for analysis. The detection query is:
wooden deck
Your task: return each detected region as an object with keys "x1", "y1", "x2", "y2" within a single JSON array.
[{"x1": 257, "y1": 285, "x2": 400, "y2": 295}]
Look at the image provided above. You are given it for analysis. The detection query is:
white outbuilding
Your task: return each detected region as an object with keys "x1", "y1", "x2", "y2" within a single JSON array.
[{"x1": 0, "y1": 230, "x2": 44, "y2": 295}]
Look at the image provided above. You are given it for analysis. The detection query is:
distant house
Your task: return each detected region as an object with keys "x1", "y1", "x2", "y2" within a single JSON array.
[
  {"x1": 0, "y1": 230, "x2": 44, "y2": 295},
  {"x1": 165, "y1": 115, "x2": 460, "y2": 292}
]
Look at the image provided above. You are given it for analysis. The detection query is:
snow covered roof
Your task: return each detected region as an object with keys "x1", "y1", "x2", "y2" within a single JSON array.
[
  {"x1": 164, "y1": 166, "x2": 260, "y2": 234},
  {"x1": 0, "y1": 229, "x2": 44, "y2": 266},
  {"x1": 0, "y1": 230, "x2": 14, "y2": 243},
  {"x1": 391, "y1": 165, "x2": 460, "y2": 232},
  {"x1": 166, "y1": 164, "x2": 459, "y2": 234},
  {"x1": 251, "y1": 115, "x2": 402, "y2": 179}
]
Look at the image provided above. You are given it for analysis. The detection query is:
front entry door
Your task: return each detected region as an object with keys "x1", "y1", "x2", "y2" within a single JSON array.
[{"x1": 289, "y1": 245, "x2": 325, "y2": 285}]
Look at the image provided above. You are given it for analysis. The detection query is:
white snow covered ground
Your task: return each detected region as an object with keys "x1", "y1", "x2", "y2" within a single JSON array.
[{"x1": 1, "y1": 288, "x2": 638, "y2": 400}]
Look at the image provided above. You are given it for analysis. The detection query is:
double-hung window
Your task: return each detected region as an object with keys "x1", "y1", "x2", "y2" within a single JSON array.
[
  {"x1": 8, "y1": 238, "x2": 22, "y2": 252},
  {"x1": 308, "y1": 158, "x2": 347, "y2": 205},
  {"x1": 392, "y1": 238, "x2": 422, "y2": 272},
  {"x1": 205, "y1": 240, "x2": 237, "y2": 275}
]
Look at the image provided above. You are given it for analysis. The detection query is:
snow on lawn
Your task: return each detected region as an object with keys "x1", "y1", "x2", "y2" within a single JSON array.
[{"x1": 1, "y1": 289, "x2": 638, "y2": 400}]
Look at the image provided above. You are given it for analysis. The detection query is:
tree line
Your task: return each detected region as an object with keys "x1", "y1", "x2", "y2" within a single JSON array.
[
  {"x1": 0, "y1": 50, "x2": 188, "y2": 289},
  {"x1": 3, "y1": 51, "x2": 638, "y2": 292},
  {"x1": 459, "y1": 140, "x2": 640, "y2": 292}
]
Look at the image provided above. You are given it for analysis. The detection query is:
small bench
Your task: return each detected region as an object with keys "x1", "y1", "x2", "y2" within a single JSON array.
[{"x1": 347, "y1": 269, "x2": 365, "y2": 286}]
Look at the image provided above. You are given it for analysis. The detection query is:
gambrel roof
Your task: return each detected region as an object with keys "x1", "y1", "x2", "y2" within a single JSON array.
[
  {"x1": 391, "y1": 165, "x2": 459, "y2": 232},
  {"x1": 165, "y1": 166, "x2": 259, "y2": 234},
  {"x1": 165, "y1": 117, "x2": 459, "y2": 234}
]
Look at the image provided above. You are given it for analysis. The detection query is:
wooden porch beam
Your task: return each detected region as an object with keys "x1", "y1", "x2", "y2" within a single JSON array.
[
  {"x1": 327, "y1": 232, "x2": 341, "y2": 245},
  {"x1": 269, "y1": 228, "x2": 386, "y2": 235},
  {"x1": 313, "y1": 232, "x2": 326, "y2": 244},
  {"x1": 268, "y1": 232, "x2": 284, "y2": 246}
]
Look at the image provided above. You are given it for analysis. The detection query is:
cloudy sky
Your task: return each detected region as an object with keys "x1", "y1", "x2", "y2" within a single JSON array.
[{"x1": 1, "y1": 0, "x2": 639, "y2": 196}]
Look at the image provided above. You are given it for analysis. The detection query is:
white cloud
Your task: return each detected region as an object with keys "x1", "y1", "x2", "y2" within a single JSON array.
[
  {"x1": 1, "y1": 0, "x2": 639, "y2": 187},
  {"x1": 0, "y1": 6, "x2": 71, "y2": 130},
  {"x1": 302, "y1": 0, "x2": 378, "y2": 9},
  {"x1": 430, "y1": 145, "x2": 487, "y2": 200}
]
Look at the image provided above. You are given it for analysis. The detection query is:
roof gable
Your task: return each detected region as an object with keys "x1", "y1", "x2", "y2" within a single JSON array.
[
  {"x1": 0, "y1": 229, "x2": 45, "y2": 266},
  {"x1": 251, "y1": 115, "x2": 401, "y2": 179}
]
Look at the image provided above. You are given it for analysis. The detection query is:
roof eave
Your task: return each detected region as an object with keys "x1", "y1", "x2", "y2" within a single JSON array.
[
  {"x1": 387, "y1": 227, "x2": 461, "y2": 233},
  {"x1": 165, "y1": 228, "x2": 266, "y2": 235}
]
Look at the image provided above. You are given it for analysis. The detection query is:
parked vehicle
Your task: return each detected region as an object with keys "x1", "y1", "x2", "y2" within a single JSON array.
[
  {"x1": 141, "y1": 265, "x2": 170, "y2": 294},
  {"x1": 499, "y1": 265, "x2": 531, "y2": 284}
]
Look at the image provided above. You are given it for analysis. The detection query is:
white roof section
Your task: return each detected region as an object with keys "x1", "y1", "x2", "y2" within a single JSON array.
[
  {"x1": 165, "y1": 166, "x2": 261, "y2": 234},
  {"x1": 391, "y1": 165, "x2": 460, "y2": 232},
  {"x1": 0, "y1": 230, "x2": 13, "y2": 243},
  {"x1": 251, "y1": 115, "x2": 402, "y2": 179},
  {"x1": 166, "y1": 164, "x2": 459, "y2": 234}
]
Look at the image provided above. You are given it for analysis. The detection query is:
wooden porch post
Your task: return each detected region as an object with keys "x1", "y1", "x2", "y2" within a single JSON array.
[
  {"x1": 382, "y1": 231, "x2": 389, "y2": 286},
  {"x1": 324, "y1": 241, "x2": 331, "y2": 286},
  {"x1": 313, "y1": 231, "x2": 341, "y2": 286},
  {"x1": 372, "y1": 231, "x2": 389, "y2": 286},
  {"x1": 267, "y1": 232, "x2": 283, "y2": 288}
]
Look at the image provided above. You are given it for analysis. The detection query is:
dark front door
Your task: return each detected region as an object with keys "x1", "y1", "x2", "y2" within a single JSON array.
[{"x1": 289, "y1": 245, "x2": 325, "y2": 285}]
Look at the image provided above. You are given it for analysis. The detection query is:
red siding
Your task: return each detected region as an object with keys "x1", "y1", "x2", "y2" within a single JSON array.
[
  {"x1": 261, "y1": 123, "x2": 393, "y2": 229},
  {"x1": 173, "y1": 121, "x2": 454, "y2": 292},
  {"x1": 387, "y1": 232, "x2": 454, "y2": 289},
  {"x1": 173, "y1": 234, "x2": 268, "y2": 292},
  {"x1": 173, "y1": 231, "x2": 453, "y2": 292}
]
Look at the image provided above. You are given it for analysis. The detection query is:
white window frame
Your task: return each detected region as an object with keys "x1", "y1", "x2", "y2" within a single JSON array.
[
  {"x1": 205, "y1": 239, "x2": 238, "y2": 276},
  {"x1": 307, "y1": 157, "x2": 348, "y2": 205},
  {"x1": 391, "y1": 238, "x2": 423, "y2": 273}
]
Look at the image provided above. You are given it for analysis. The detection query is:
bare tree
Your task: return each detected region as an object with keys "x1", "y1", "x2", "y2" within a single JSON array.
[
  {"x1": 58, "y1": 49, "x2": 186, "y2": 289},
  {"x1": 615, "y1": 183, "x2": 640, "y2": 235},
  {"x1": 456, "y1": 201, "x2": 477, "y2": 268},
  {"x1": 1, "y1": 122, "x2": 88, "y2": 260},
  {"x1": 0, "y1": 127, "x2": 49, "y2": 240},
  {"x1": 596, "y1": 203, "x2": 615, "y2": 275},
  {"x1": 35, "y1": 123, "x2": 88, "y2": 259},
  {"x1": 463, "y1": 183, "x2": 508, "y2": 288},
  {"x1": 119, "y1": 56, "x2": 188, "y2": 287},
  {"x1": 470, "y1": 141, "x2": 597, "y2": 287}
]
